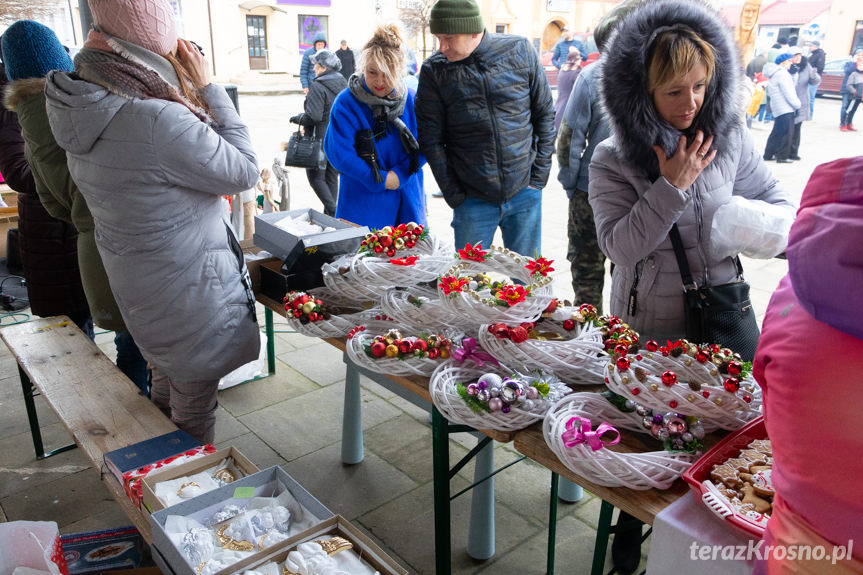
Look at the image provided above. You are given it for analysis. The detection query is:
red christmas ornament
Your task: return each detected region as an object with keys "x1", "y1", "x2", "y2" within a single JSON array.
[
  {"x1": 645, "y1": 340, "x2": 659, "y2": 352},
  {"x1": 743, "y1": 394, "x2": 752, "y2": 403},
  {"x1": 398, "y1": 340, "x2": 413, "y2": 355},
  {"x1": 661, "y1": 371, "x2": 678, "y2": 386},
  {"x1": 635, "y1": 354, "x2": 644, "y2": 361},
  {"x1": 723, "y1": 377, "x2": 740, "y2": 393},
  {"x1": 702, "y1": 390, "x2": 711, "y2": 398},
  {"x1": 727, "y1": 361, "x2": 743, "y2": 376},
  {"x1": 370, "y1": 341, "x2": 387, "y2": 357},
  {"x1": 614, "y1": 343, "x2": 629, "y2": 356},
  {"x1": 413, "y1": 339, "x2": 428, "y2": 352},
  {"x1": 616, "y1": 356, "x2": 631, "y2": 371},
  {"x1": 562, "y1": 319, "x2": 575, "y2": 331},
  {"x1": 669, "y1": 400, "x2": 678, "y2": 409},
  {"x1": 631, "y1": 387, "x2": 641, "y2": 396},
  {"x1": 696, "y1": 349, "x2": 711, "y2": 363},
  {"x1": 427, "y1": 347, "x2": 440, "y2": 359}
]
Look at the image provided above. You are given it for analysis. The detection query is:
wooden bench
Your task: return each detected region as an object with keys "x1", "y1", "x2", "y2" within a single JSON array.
[{"x1": 0, "y1": 316, "x2": 174, "y2": 543}]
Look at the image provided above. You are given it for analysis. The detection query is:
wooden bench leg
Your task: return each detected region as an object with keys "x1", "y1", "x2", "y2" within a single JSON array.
[{"x1": 19, "y1": 365, "x2": 76, "y2": 460}]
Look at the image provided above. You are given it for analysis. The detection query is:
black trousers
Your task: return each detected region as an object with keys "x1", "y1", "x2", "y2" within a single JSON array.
[
  {"x1": 306, "y1": 162, "x2": 339, "y2": 216},
  {"x1": 763, "y1": 112, "x2": 794, "y2": 161},
  {"x1": 789, "y1": 122, "x2": 802, "y2": 158}
]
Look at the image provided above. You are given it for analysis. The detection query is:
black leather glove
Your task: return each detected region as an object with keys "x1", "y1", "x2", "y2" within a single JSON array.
[{"x1": 289, "y1": 114, "x2": 303, "y2": 124}]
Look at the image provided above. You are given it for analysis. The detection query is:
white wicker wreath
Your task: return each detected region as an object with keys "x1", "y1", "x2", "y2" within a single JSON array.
[
  {"x1": 543, "y1": 393, "x2": 697, "y2": 490},
  {"x1": 436, "y1": 246, "x2": 555, "y2": 325},
  {"x1": 380, "y1": 285, "x2": 471, "y2": 334},
  {"x1": 352, "y1": 234, "x2": 455, "y2": 288},
  {"x1": 476, "y1": 308, "x2": 608, "y2": 386},
  {"x1": 321, "y1": 253, "x2": 386, "y2": 304},
  {"x1": 604, "y1": 342, "x2": 762, "y2": 431},
  {"x1": 285, "y1": 307, "x2": 394, "y2": 339},
  {"x1": 429, "y1": 360, "x2": 571, "y2": 432},
  {"x1": 345, "y1": 327, "x2": 462, "y2": 377}
]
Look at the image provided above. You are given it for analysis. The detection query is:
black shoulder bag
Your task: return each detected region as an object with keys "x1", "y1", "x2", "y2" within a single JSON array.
[
  {"x1": 284, "y1": 128, "x2": 325, "y2": 170},
  {"x1": 668, "y1": 224, "x2": 760, "y2": 361}
]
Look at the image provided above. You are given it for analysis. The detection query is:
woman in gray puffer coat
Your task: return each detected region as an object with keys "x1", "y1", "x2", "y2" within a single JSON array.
[
  {"x1": 45, "y1": 0, "x2": 260, "y2": 443},
  {"x1": 589, "y1": 0, "x2": 796, "y2": 347}
]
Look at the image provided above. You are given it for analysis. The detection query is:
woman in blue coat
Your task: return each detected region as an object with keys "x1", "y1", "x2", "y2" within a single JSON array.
[{"x1": 324, "y1": 24, "x2": 426, "y2": 229}]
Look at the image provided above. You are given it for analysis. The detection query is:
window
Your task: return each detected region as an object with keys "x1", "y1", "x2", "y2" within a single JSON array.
[
  {"x1": 298, "y1": 15, "x2": 329, "y2": 51},
  {"x1": 247, "y1": 15, "x2": 267, "y2": 58},
  {"x1": 495, "y1": 24, "x2": 508, "y2": 34}
]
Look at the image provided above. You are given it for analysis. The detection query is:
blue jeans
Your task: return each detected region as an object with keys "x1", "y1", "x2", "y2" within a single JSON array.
[
  {"x1": 452, "y1": 187, "x2": 542, "y2": 258},
  {"x1": 808, "y1": 82, "x2": 818, "y2": 117},
  {"x1": 841, "y1": 91, "x2": 855, "y2": 126},
  {"x1": 115, "y1": 330, "x2": 151, "y2": 397}
]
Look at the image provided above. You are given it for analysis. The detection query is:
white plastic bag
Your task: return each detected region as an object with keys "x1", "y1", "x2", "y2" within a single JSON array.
[
  {"x1": 218, "y1": 332, "x2": 268, "y2": 390},
  {"x1": 709, "y1": 196, "x2": 796, "y2": 261},
  {"x1": 0, "y1": 521, "x2": 66, "y2": 575}
]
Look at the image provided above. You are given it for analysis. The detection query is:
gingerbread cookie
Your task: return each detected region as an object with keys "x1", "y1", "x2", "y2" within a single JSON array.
[
  {"x1": 710, "y1": 463, "x2": 743, "y2": 489},
  {"x1": 741, "y1": 483, "x2": 772, "y2": 514},
  {"x1": 748, "y1": 439, "x2": 772, "y2": 455}
]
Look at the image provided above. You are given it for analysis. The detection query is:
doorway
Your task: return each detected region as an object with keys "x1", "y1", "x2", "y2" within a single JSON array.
[{"x1": 247, "y1": 15, "x2": 268, "y2": 70}]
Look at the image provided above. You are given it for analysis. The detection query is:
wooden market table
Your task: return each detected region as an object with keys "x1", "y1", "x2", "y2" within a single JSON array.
[{"x1": 256, "y1": 294, "x2": 715, "y2": 575}]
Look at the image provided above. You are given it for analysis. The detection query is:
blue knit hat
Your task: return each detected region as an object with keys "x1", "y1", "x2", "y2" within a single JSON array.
[
  {"x1": 774, "y1": 53, "x2": 793, "y2": 65},
  {"x1": 1, "y1": 20, "x2": 73, "y2": 82}
]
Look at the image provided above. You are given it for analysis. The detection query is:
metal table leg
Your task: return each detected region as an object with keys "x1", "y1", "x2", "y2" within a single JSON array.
[
  {"x1": 467, "y1": 437, "x2": 495, "y2": 560},
  {"x1": 265, "y1": 308, "x2": 276, "y2": 375},
  {"x1": 19, "y1": 365, "x2": 76, "y2": 459},
  {"x1": 591, "y1": 500, "x2": 615, "y2": 575},
  {"x1": 432, "y1": 407, "x2": 452, "y2": 575},
  {"x1": 548, "y1": 472, "x2": 560, "y2": 574},
  {"x1": 341, "y1": 360, "x2": 364, "y2": 464}
]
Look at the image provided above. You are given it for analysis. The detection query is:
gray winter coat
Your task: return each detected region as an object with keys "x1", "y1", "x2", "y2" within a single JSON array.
[
  {"x1": 45, "y1": 73, "x2": 261, "y2": 382},
  {"x1": 590, "y1": 0, "x2": 796, "y2": 343},
  {"x1": 792, "y1": 60, "x2": 820, "y2": 123},
  {"x1": 763, "y1": 62, "x2": 801, "y2": 117}
]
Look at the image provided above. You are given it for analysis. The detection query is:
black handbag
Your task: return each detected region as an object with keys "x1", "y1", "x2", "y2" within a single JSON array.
[
  {"x1": 669, "y1": 224, "x2": 760, "y2": 361},
  {"x1": 284, "y1": 129, "x2": 325, "y2": 170}
]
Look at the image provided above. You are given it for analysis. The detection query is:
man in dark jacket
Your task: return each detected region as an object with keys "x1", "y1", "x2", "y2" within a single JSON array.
[
  {"x1": 415, "y1": 0, "x2": 555, "y2": 258},
  {"x1": 806, "y1": 40, "x2": 826, "y2": 117},
  {"x1": 300, "y1": 32, "x2": 326, "y2": 94},
  {"x1": 335, "y1": 40, "x2": 355, "y2": 80},
  {"x1": 552, "y1": 26, "x2": 587, "y2": 69}
]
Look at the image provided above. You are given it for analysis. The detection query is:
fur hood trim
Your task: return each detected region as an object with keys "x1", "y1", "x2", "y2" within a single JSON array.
[
  {"x1": 4, "y1": 77, "x2": 47, "y2": 112},
  {"x1": 599, "y1": 0, "x2": 742, "y2": 177}
]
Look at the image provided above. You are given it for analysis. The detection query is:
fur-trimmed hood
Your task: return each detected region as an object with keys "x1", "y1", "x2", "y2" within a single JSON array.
[
  {"x1": 3, "y1": 77, "x2": 46, "y2": 112},
  {"x1": 599, "y1": 0, "x2": 742, "y2": 178}
]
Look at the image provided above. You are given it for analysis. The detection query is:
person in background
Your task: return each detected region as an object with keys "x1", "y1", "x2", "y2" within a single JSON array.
[
  {"x1": 557, "y1": 0, "x2": 641, "y2": 312},
  {"x1": 806, "y1": 39, "x2": 825, "y2": 117},
  {"x1": 553, "y1": 50, "x2": 581, "y2": 131},
  {"x1": 324, "y1": 24, "x2": 425, "y2": 229},
  {"x1": 45, "y1": 0, "x2": 261, "y2": 443},
  {"x1": 1, "y1": 21, "x2": 150, "y2": 395},
  {"x1": 745, "y1": 48, "x2": 768, "y2": 80},
  {"x1": 840, "y1": 49, "x2": 863, "y2": 131},
  {"x1": 552, "y1": 25, "x2": 587, "y2": 69},
  {"x1": 256, "y1": 167, "x2": 278, "y2": 213},
  {"x1": 0, "y1": 32, "x2": 93, "y2": 341},
  {"x1": 292, "y1": 49, "x2": 347, "y2": 217},
  {"x1": 416, "y1": 0, "x2": 555, "y2": 258},
  {"x1": 788, "y1": 46, "x2": 820, "y2": 161},
  {"x1": 300, "y1": 32, "x2": 327, "y2": 95},
  {"x1": 842, "y1": 58, "x2": 863, "y2": 132},
  {"x1": 753, "y1": 156, "x2": 863, "y2": 574},
  {"x1": 336, "y1": 40, "x2": 355, "y2": 81},
  {"x1": 762, "y1": 53, "x2": 800, "y2": 162}
]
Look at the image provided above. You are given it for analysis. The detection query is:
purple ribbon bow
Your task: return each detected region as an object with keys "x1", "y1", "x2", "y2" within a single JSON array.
[
  {"x1": 562, "y1": 417, "x2": 620, "y2": 451},
  {"x1": 452, "y1": 338, "x2": 500, "y2": 368}
]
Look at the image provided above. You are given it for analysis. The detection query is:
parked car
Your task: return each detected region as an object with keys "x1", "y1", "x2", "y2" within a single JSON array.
[{"x1": 817, "y1": 57, "x2": 851, "y2": 97}]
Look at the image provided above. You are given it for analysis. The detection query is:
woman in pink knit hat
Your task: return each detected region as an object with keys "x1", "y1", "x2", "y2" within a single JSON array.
[{"x1": 45, "y1": 0, "x2": 261, "y2": 443}]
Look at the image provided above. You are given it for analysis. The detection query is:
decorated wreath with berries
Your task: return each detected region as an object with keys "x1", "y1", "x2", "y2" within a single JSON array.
[
  {"x1": 604, "y1": 339, "x2": 762, "y2": 431},
  {"x1": 346, "y1": 325, "x2": 461, "y2": 376},
  {"x1": 436, "y1": 244, "x2": 555, "y2": 325},
  {"x1": 358, "y1": 222, "x2": 430, "y2": 257}
]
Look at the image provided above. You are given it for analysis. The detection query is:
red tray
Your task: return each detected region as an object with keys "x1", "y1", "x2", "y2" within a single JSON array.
[{"x1": 682, "y1": 416, "x2": 769, "y2": 538}]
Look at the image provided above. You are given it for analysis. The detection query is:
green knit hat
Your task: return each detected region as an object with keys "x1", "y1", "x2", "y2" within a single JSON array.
[{"x1": 430, "y1": 0, "x2": 484, "y2": 35}]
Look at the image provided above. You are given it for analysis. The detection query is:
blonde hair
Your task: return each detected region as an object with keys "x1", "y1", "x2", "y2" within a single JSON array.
[
  {"x1": 165, "y1": 52, "x2": 213, "y2": 118},
  {"x1": 647, "y1": 28, "x2": 716, "y2": 95},
  {"x1": 358, "y1": 23, "x2": 407, "y2": 97},
  {"x1": 261, "y1": 167, "x2": 271, "y2": 179}
]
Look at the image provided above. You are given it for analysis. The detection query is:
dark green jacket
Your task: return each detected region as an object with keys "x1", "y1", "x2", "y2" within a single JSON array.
[{"x1": 6, "y1": 78, "x2": 126, "y2": 331}]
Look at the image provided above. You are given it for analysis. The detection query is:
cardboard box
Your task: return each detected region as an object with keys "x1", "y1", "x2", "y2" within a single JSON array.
[
  {"x1": 230, "y1": 516, "x2": 408, "y2": 575},
  {"x1": 253, "y1": 209, "x2": 368, "y2": 266},
  {"x1": 150, "y1": 466, "x2": 333, "y2": 575},
  {"x1": 61, "y1": 526, "x2": 143, "y2": 574},
  {"x1": 240, "y1": 238, "x2": 279, "y2": 292},
  {"x1": 258, "y1": 255, "x2": 332, "y2": 300},
  {"x1": 141, "y1": 446, "x2": 260, "y2": 513}
]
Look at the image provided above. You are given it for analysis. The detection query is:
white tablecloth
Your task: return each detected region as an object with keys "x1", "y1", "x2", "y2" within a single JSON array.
[{"x1": 646, "y1": 492, "x2": 759, "y2": 574}]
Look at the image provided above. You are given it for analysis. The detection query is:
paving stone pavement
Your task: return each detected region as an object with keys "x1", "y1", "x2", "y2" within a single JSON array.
[{"x1": 0, "y1": 93, "x2": 856, "y2": 574}]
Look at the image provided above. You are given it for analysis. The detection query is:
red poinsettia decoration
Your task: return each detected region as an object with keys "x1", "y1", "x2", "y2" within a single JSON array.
[
  {"x1": 440, "y1": 275, "x2": 469, "y2": 295},
  {"x1": 494, "y1": 284, "x2": 529, "y2": 306},
  {"x1": 457, "y1": 243, "x2": 488, "y2": 262},
  {"x1": 389, "y1": 256, "x2": 419, "y2": 266},
  {"x1": 526, "y1": 256, "x2": 555, "y2": 277}
]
